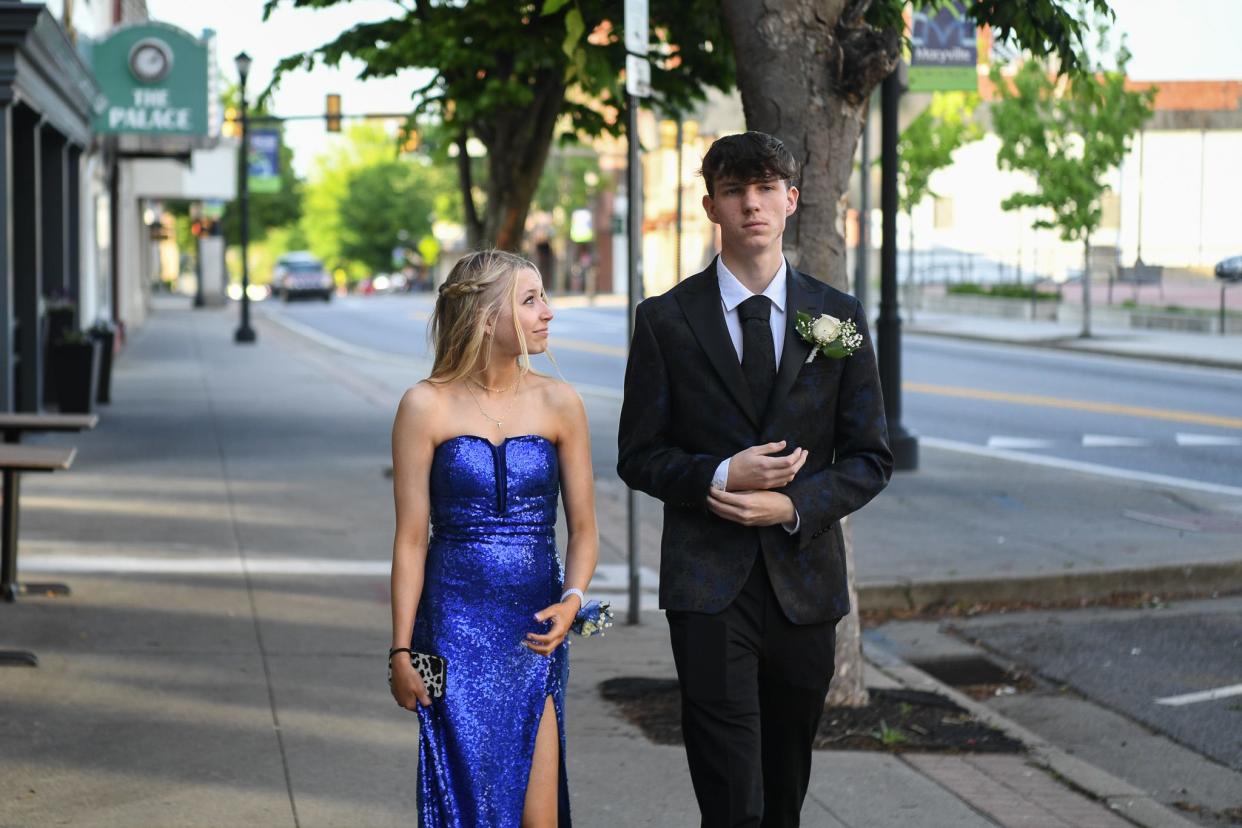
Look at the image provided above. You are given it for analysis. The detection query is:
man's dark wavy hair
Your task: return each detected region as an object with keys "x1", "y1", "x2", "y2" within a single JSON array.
[{"x1": 699, "y1": 131, "x2": 798, "y2": 198}]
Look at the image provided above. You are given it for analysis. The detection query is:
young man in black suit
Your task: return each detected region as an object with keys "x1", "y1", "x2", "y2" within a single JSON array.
[{"x1": 617, "y1": 131, "x2": 893, "y2": 827}]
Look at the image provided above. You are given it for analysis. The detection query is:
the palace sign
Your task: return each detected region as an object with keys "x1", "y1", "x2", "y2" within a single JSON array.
[{"x1": 91, "y1": 22, "x2": 209, "y2": 135}]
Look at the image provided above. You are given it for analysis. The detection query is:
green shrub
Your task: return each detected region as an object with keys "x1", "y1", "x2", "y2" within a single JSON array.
[{"x1": 946, "y1": 282, "x2": 1058, "y2": 301}]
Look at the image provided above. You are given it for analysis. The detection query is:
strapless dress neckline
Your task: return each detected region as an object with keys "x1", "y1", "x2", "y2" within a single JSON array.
[{"x1": 437, "y1": 433, "x2": 554, "y2": 451}]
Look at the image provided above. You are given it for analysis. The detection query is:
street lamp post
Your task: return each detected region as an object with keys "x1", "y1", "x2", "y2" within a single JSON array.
[
  {"x1": 878, "y1": 65, "x2": 918, "y2": 471},
  {"x1": 233, "y1": 51, "x2": 256, "y2": 344}
]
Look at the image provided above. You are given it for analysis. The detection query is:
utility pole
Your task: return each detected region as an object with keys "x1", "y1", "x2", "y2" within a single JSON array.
[{"x1": 624, "y1": 0, "x2": 650, "y2": 624}]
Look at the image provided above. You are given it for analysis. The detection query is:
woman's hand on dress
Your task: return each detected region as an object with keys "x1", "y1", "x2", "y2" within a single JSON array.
[
  {"x1": 526, "y1": 596, "x2": 580, "y2": 656},
  {"x1": 390, "y1": 657, "x2": 432, "y2": 709}
]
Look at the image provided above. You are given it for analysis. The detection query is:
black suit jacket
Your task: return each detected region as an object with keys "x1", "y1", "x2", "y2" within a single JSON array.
[{"x1": 616, "y1": 260, "x2": 893, "y2": 624}]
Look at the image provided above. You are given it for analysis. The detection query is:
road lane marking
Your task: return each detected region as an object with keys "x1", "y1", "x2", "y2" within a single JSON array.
[
  {"x1": 922, "y1": 437, "x2": 1242, "y2": 498},
  {"x1": 905, "y1": 382, "x2": 1242, "y2": 430},
  {"x1": 22, "y1": 555, "x2": 390, "y2": 576},
  {"x1": 987, "y1": 436, "x2": 1055, "y2": 449},
  {"x1": 546, "y1": 337, "x2": 628, "y2": 358},
  {"x1": 19, "y1": 557, "x2": 661, "y2": 593},
  {"x1": 1082, "y1": 434, "x2": 1151, "y2": 448},
  {"x1": 1177, "y1": 433, "x2": 1242, "y2": 447},
  {"x1": 1155, "y1": 684, "x2": 1242, "y2": 707}
]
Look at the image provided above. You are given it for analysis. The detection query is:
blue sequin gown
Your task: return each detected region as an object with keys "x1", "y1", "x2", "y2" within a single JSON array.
[{"x1": 413, "y1": 434, "x2": 571, "y2": 828}]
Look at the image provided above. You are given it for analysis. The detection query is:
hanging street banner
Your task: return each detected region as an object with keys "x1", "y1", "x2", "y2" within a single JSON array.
[
  {"x1": 908, "y1": 1, "x2": 979, "y2": 92},
  {"x1": 248, "y1": 128, "x2": 282, "y2": 193},
  {"x1": 90, "y1": 22, "x2": 210, "y2": 135}
]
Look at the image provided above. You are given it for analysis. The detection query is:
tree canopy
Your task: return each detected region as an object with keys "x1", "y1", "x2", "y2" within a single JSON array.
[
  {"x1": 262, "y1": 0, "x2": 734, "y2": 250},
  {"x1": 299, "y1": 122, "x2": 457, "y2": 280}
]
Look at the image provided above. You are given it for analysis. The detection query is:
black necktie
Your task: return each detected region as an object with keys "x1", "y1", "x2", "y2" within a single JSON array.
[{"x1": 739, "y1": 295, "x2": 776, "y2": 416}]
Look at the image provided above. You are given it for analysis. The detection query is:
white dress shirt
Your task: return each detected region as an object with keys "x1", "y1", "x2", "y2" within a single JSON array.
[{"x1": 709, "y1": 257, "x2": 800, "y2": 533}]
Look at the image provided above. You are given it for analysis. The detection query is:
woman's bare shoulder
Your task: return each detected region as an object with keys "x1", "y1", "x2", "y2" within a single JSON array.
[
  {"x1": 526, "y1": 373, "x2": 580, "y2": 410},
  {"x1": 396, "y1": 380, "x2": 447, "y2": 424}
]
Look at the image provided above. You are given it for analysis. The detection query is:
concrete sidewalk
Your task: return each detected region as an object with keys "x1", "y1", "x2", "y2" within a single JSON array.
[
  {"x1": 905, "y1": 310, "x2": 1242, "y2": 371},
  {"x1": 0, "y1": 300, "x2": 1199, "y2": 826}
]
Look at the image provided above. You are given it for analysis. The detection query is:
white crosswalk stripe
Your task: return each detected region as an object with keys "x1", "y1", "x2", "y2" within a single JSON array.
[
  {"x1": 987, "y1": 436, "x2": 1055, "y2": 449},
  {"x1": 1082, "y1": 434, "x2": 1151, "y2": 448},
  {"x1": 1176, "y1": 433, "x2": 1242, "y2": 447},
  {"x1": 983, "y1": 433, "x2": 1242, "y2": 450}
]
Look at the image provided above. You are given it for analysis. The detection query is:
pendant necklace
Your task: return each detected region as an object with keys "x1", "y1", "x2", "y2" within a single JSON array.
[{"x1": 466, "y1": 375, "x2": 521, "y2": 432}]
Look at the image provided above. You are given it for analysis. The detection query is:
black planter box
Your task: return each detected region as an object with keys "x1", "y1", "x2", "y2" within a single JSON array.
[
  {"x1": 50, "y1": 340, "x2": 100, "y2": 414},
  {"x1": 43, "y1": 307, "x2": 77, "y2": 407},
  {"x1": 90, "y1": 328, "x2": 115, "y2": 404}
]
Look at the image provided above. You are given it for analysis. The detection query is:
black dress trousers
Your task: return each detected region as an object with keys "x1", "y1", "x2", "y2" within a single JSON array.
[{"x1": 667, "y1": 555, "x2": 838, "y2": 828}]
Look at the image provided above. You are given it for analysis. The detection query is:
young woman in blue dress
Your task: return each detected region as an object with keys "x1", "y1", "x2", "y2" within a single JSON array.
[{"x1": 388, "y1": 249, "x2": 598, "y2": 827}]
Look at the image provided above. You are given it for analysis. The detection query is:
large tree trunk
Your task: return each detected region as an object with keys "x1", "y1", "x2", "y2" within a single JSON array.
[
  {"x1": 720, "y1": 0, "x2": 898, "y2": 285},
  {"x1": 720, "y1": 0, "x2": 899, "y2": 708},
  {"x1": 468, "y1": 70, "x2": 566, "y2": 252}
]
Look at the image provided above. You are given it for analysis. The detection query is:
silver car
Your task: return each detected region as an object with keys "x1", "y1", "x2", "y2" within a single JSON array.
[{"x1": 274, "y1": 252, "x2": 334, "y2": 301}]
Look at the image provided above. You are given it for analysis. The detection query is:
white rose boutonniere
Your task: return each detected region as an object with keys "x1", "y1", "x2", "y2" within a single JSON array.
[{"x1": 795, "y1": 311, "x2": 863, "y2": 364}]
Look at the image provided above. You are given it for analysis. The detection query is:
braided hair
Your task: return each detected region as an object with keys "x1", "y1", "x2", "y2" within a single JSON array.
[{"x1": 428, "y1": 250, "x2": 540, "y2": 384}]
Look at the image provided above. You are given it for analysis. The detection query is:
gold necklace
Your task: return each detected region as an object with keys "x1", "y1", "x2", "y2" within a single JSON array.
[
  {"x1": 468, "y1": 376, "x2": 518, "y2": 394},
  {"x1": 465, "y1": 376, "x2": 521, "y2": 431}
]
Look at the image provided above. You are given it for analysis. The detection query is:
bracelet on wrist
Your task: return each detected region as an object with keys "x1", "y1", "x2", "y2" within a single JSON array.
[
  {"x1": 560, "y1": 587, "x2": 585, "y2": 606},
  {"x1": 388, "y1": 647, "x2": 413, "y2": 661}
]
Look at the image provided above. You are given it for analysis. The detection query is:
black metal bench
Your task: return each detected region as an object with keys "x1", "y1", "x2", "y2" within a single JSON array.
[{"x1": 0, "y1": 444, "x2": 76, "y2": 667}]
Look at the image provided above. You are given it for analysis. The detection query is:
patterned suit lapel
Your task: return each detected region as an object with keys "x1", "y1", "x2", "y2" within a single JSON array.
[
  {"x1": 762, "y1": 265, "x2": 822, "y2": 430},
  {"x1": 675, "y1": 261, "x2": 762, "y2": 428}
]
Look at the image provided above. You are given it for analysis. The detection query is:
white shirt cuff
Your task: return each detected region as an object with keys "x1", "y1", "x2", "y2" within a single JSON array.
[
  {"x1": 712, "y1": 458, "x2": 730, "y2": 491},
  {"x1": 782, "y1": 511, "x2": 800, "y2": 534}
]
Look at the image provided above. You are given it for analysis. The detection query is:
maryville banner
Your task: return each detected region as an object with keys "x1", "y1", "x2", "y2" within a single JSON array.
[
  {"x1": 908, "y1": 1, "x2": 979, "y2": 92},
  {"x1": 247, "y1": 128, "x2": 281, "y2": 194}
]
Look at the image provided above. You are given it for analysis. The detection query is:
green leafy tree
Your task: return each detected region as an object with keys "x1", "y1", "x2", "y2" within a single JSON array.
[
  {"x1": 262, "y1": 0, "x2": 733, "y2": 250},
  {"x1": 300, "y1": 122, "x2": 457, "y2": 279},
  {"x1": 897, "y1": 91, "x2": 982, "y2": 287},
  {"x1": 990, "y1": 32, "x2": 1154, "y2": 337},
  {"x1": 338, "y1": 159, "x2": 437, "y2": 274}
]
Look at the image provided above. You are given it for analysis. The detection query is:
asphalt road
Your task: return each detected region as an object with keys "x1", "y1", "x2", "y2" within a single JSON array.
[
  {"x1": 262, "y1": 292, "x2": 1242, "y2": 490},
  {"x1": 951, "y1": 598, "x2": 1242, "y2": 774}
]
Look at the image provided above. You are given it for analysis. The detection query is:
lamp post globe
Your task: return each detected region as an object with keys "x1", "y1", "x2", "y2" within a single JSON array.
[{"x1": 233, "y1": 50, "x2": 257, "y2": 344}]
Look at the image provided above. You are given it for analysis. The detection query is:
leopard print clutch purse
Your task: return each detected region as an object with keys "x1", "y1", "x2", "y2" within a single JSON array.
[{"x1": 388, "y1": 651, "x2": 448, "y2": 698}]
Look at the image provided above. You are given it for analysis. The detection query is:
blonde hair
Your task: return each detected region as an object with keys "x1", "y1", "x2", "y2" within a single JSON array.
[{"x1": 428, "y1": 250, "x2": 541, "y2": 384}]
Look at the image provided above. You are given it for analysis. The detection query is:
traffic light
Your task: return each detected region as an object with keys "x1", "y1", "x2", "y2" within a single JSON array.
[
  {"x1": 222, "y1": 107, "x2": 239, "y2": 138},
  {"x1": 401, "y1": 128, "x2": 420, "y2": 153},
  {"x1": 326, "y1": 93, "x2": 341, "y2": 132}
]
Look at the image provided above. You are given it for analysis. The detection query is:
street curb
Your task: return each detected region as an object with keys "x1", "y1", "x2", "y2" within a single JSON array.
[
  {"x1": 905, "y1": 326, "x2": 1242, "y2": 372},
  {"x1": 863, "y1": 643, "x2": 1200, "y2": 828},
  {"x1": 859, "y1": 560, "x2": 1242, "y2": 611}
]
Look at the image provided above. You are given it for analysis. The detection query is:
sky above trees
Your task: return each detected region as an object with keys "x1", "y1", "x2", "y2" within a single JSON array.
[{"x1": 148, "y1": 0, "x2": 1240, "y2": 178}]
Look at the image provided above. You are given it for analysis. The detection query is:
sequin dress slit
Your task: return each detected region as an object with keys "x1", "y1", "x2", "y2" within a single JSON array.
[{"x1": 413, "y1": 434, "x2": 571, "y2": 828}]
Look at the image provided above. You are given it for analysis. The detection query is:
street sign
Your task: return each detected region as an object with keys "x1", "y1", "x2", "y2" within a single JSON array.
[
  {"x1": 625, "y1": 0, "x2": 648, "y2": 55},
  {"x1": 908, "y1": 1, "x2": 979, "y2": 92},
  {"x1": 626, "y1": 54, "x2": 651, "y2": 98},
  {"x1": 90, "y1": 22, "x2": 210, "y2": 135}
]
